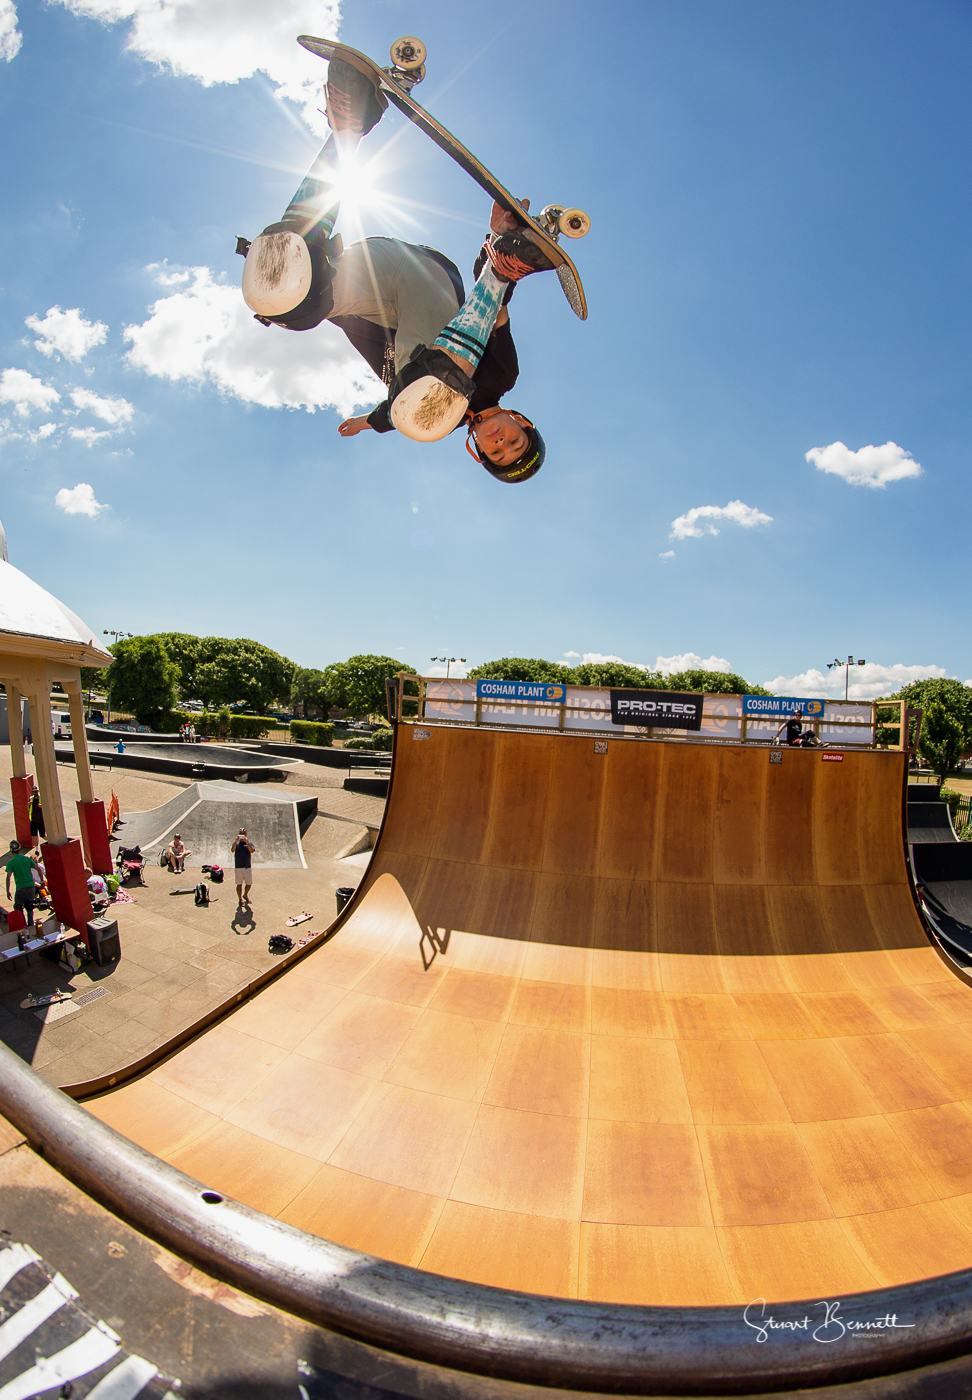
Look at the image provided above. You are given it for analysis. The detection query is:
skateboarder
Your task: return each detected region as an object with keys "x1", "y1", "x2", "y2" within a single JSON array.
[{"x1": 241, "y1": 60, "x2": 548, "y2": 483}]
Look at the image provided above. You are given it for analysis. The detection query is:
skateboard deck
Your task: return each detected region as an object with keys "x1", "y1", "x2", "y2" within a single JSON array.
[
  {"x1": 21, "y1": 990, "x2": 72, "y2": 1009},
  {"x1": 297, "y1": 36, "x2": 589, "y2": 320},
  {"x1": 286, "y1": 911, "x2": 313, "y2": 927}
]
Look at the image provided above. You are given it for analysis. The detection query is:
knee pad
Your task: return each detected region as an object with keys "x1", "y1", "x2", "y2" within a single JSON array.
[
  {"x1": 241, "y1": 224, "x2": 335, "y2": 331},
  {"x1": 389, "y1": 345, "x2": 473, "y2": 442}
]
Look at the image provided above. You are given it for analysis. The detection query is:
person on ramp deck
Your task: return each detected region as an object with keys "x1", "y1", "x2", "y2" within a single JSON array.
[{"x1": 239, "y1": 59, "x2": 549, "y2": 484}]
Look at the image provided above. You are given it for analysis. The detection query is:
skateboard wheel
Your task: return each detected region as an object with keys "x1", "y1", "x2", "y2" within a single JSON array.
[
  {"x1": 559, "y1": 207, "x2": 591, "y2": 239},
  {"x1": 390, "y1": 36, "x2": 427, "y2": 69}
]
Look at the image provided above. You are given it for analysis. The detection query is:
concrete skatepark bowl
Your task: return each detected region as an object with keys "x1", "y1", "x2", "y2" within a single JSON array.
[
  {"x1": 111, "y1": 779, "x2": 318, "y2": 869},
  {"x1": 59, "y1": 740, "x2": 299, "y2": 783},
  {"x1": 6, "y1": 722, "x2": 972, "y2": 1396}
]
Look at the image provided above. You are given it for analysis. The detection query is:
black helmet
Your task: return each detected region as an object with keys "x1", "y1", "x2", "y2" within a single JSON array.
[{"x1": 465, "y1": 409, "x2": 545, "y2": 484}]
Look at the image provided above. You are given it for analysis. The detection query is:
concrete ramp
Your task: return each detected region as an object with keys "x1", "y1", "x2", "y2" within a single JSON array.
[{"x1": 111, "y1": 780, "x2": 316, "y2": 869}]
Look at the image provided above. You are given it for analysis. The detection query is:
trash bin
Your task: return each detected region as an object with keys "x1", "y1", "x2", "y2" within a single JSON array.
[
  {"x1": 335, "y1": 887, "x2": 355, "y2": 917},
  {"x1": 86, "y1": 915, "x2": 121, "y2": 965}
]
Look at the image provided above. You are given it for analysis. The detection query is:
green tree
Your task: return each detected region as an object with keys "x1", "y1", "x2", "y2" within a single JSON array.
[
  {"x1": 146, "y1": 633, "x2": 204, "y2": 697},
  {"x1": 568, "y1": 661, "x2": 660, "y2": 688},
  {"x1": 291, "y1": 667, "x2": 331, "y2": 716},
  {"x1": 105, "y1": 637, "x2": 179, "y2": 726},
  {"x1": 194, "y1": 638, "x2": 294, "y2": 712},
  {"x1": 919, "y1": 700, "x2": 965, "y2": 782},
  {"x1": 885, "y1": 678, "x2": 972, "y2": 752},
  {"x1": 469, "y1": 657, "x2": 574, "y2": 684},
  {"x1": 661, "y1": 669, "x2": 770, "y2": 695},
  {"x1": 326, "y1": 655, "x2": 414, "y2": 719}
]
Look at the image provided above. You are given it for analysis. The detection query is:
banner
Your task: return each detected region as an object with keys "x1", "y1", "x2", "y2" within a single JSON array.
[
  {"x1": 610, "y1": 690, "x2": 704, "y2": 730},
  {"x1": 742, "y1": 695, "x2": 825, "y2": 718},
  {"x1": 475, "y1": 680, "x2": 567, "y2": 704}
]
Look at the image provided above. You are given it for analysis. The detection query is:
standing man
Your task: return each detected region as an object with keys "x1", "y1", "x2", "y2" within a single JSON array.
[
  {"x1": 5, "y1": 840, "x2": 37, "y2": 928},
  {"x1": 232, "y1": 828, "x2": 255, "y2": 909},
  {"x1": 28, "y1": 785, "x2": 45, "y2": 850}
]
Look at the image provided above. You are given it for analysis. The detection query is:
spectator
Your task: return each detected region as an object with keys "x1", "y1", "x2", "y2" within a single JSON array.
[
  {"x1": 28, "y1": 786, "x2": 45, "y2": 849},
  {"x1": 231, "y1": 828, "x2": 255, "y2": 909},
  {"x1": 85, "y1": 867, "x2": 109, "y2": 910},
  {"x1": 5, "y1": 840, "x2": 37, "y2": 928},
  {"x1": 167, "y1": 833, "x2": 188, "y2": 873}
]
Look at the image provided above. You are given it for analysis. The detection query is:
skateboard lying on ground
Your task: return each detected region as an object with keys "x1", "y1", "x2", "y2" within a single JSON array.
[
  {"x1": 297, "y1": 35, "x2": 590, "y2": 320},
  {"x1": 21, "y1": 990, "x2": 73, "y2": 1009},
  {"x1": 286, "y1": 911, "x2": 313, "y2": 927}
]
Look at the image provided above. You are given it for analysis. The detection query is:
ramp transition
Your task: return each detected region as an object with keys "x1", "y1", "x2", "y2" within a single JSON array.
[{"x1": 82, "y1": 726, "x2": 972, "y2": 1311}]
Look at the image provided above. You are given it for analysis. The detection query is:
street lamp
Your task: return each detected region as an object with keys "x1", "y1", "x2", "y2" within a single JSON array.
[
  {"x1": 827, "y1": 654, "x2": 866, "y2": 703},
  {"x1": 431, "y1": 656, "x2": 467, "y2": 679},
  {"x1": 103, "y1": 629, "x2": 134, "y2": 725}
]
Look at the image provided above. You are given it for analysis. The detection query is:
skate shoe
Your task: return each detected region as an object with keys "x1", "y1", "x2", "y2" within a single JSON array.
[
  {"x1": 482, "y1": 230, "x2": 556, "y2": 283},
  {"x1": 325, "y1": 57, "x2": 387, "y2": 138}
]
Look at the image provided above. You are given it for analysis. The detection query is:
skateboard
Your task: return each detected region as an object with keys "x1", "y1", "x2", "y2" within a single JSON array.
[
  {"x1": 297, "y1": 35, "x2": 590, "y2": 320},
  {"x1": 286, "y1": 912, "x2": 313, "y2": 927},
  {"x1": 21, "y1": 990, "x2": 72, "y2": 1009}
]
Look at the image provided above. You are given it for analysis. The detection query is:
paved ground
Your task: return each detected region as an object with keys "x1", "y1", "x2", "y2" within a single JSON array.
[{"x1": 0, "y1": 748, "x2": 385, "y2": 1089}]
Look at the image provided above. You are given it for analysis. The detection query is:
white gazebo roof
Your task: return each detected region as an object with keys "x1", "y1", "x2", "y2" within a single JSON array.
[{"x1": 0, "y1": 559, "x2": 113, "y2": 668}]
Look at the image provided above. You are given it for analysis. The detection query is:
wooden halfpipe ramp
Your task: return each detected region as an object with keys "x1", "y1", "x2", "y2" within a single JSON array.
[{"x1": 88, "y1": 727, "x2": 972, "y2": 1309}]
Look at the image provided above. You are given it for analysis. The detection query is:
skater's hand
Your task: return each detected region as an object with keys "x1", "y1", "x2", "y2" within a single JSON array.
[
  {"x1": 490, "y1": 197, "x2": 529, "y2": 233},
  {"x1": 338, "y1": 415, "x2": 372, "y2": 437}
]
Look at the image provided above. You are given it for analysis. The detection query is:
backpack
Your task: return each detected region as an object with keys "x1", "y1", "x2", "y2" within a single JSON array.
[
  {"x1": 268, "y1": 933, "x2": 293, "y2": 952},
  {"x1": 159, "y1": 849, "x2": 168, "y2": 866},
  {"x1": 210, "y1": 865, "x2": 224, "y2": 884},
  {"x1": 194, "y1": 883, "x2": 210, "y2": 906}
]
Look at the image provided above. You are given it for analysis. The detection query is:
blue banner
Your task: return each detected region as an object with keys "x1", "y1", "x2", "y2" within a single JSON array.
[
  {"x1": 476, "y1": 680, "x2": 567, "y2": 704},
  {"x1": 742, "y1": 695, "x2": 825, "y2": 718}
]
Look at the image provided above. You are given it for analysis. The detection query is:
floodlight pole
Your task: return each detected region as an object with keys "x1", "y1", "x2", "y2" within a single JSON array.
[
  {"x1": 826, "y1": 654, "x2": 866, "y2": 703},
  {"x1": 431, "y1": 656, "x2": 467, "y2": 679},
  {"x1": 103, "y1": 629, "x2": 134, "y2": 726}
]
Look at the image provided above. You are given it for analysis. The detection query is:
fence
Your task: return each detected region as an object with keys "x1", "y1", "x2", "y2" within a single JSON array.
[{"x1": 389, "y1": 677, "x2": 921, "y2": 751}]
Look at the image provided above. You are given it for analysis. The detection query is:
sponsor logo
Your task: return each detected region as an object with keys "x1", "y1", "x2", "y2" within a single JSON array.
[
  {"x1": 821, "y1": 752, "x2": 843, "y2": 762},
  {"x1": 412, "y1": 728, "x2": 431, "y2": 741},
  {"x1": 610, "y1": 690, "x2": 704, "y2": 731},
  {"x1": 476, "y1": 680, "x2": 567, "y2": 704},
  {"x1": 743, "y1": 695, "x2": 825, "y2": 718}
]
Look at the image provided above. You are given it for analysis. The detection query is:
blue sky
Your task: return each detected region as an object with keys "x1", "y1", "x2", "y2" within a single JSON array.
[{"x1": 0, "y1": 0, "x2": 969, "y2": 699}]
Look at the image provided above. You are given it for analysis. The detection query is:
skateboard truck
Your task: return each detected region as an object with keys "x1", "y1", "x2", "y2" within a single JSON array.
[{"x1": 537, "y1": 205, "x2": 592, "y2": 242}]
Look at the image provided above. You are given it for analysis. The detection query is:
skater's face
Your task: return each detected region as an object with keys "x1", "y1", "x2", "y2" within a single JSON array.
[{"x1": 472, "y1": 411, "x2": 529, "y2": 468}]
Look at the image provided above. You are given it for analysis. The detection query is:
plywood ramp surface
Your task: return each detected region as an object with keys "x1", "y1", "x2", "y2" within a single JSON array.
[{"x1": 87, "y1": 730, "x2": 972, "y2": 1307}]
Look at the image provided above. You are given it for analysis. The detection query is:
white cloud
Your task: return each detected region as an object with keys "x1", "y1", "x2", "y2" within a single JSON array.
[
  {"x1": 69, "y1": 426, "x2": 112, "y2": 446},
  {"x1": 764, "y1": 661, "x2": 948, "y2": 702},
  {"x1": 55, "y1": 482, "x2": 107, "y2": 517},
  {"x1": 805, "y1": 440, "x2": 922, "y2": 489},
  {"x1": 0, "y1": 0, "x2": 21, "y2": 61},
  {"x1": 562, "y1": 650, "x2": 580, "y2": 658},
  {"x1": 53, "y1": 0, "x2": 340, "y2": 130},
  {"x1": 656, "y1": 652, "x2": 732, "y2": 675},
  {"x1": 670, "y1": 500, "x2": 772, "y2": 540},
  {"x1": 659, "y1": 549, "x2": 675, "y2": 560},
  {"x1": 572, "y1": 650, "x2": 733, "y2": 675},
  {"x1": 0, "y1": 368, "x2": 60, "y2": 418},
  {"x1": 70, "y1": 387, "x2": 134, "y2": 425},
  {"x1": 26, "y1": 306, "x2": 108, "y2": 361},
  {"x1": 124, "y1": 266, "x2": 381, "y2": 415}
]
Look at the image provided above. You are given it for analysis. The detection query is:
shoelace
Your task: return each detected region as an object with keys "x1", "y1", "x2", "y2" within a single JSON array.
[{"x1": 325, "y1": 83, "x2": 363, "y2": 132}]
